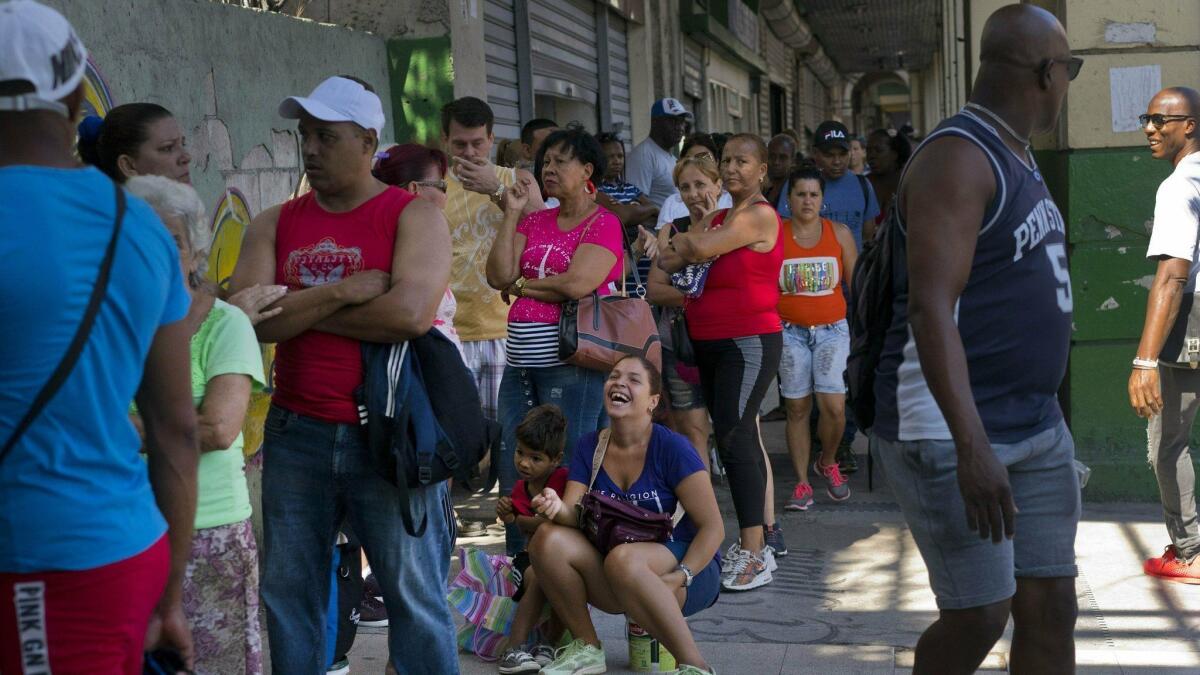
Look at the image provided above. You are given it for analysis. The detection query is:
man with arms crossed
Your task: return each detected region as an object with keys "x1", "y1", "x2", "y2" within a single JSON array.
[
  {"x1": 1128, "y1": 86, "x2": 1200, "y2": 583},
  {"x1": 872, "y1": 5, "x2": 1082, "y2": 673},
  {"x1": 231, "y1": 76, "x2": 456, "y2": 673}
]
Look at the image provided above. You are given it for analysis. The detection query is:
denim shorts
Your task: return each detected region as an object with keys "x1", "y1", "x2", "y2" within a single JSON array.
[
  {"x1": 662, "y1": 348, "x2": 705, "y2": 411},
  {"x1": 664, "y1": 540, "x2": 720, "y2": 617},
  {"x1": 873, "y1": 421, "x2": 1081, "y2": 610},
  {"x1": 779, "y1": 320, "x2": 849, "y2": 399}
]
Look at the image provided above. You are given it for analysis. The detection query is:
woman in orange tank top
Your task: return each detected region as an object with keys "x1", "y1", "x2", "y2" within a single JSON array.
[{"x1": 776, "y1": 166, "x2": 858, "y2": 511}]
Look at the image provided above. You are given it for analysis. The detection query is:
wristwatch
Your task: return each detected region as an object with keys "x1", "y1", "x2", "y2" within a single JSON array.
[
  {"x1": 1132, "y1": 357, "x2": 1158, "y2": 370},
  {"x1": 491, "y1": 182, "x2": 506, "y2": 204},
  {"x1": 512, "y1": 276, "x2": 528, "y2": 298},
  {"x1": 677, "y1": 563, "x2": 694, "y2": 588}
]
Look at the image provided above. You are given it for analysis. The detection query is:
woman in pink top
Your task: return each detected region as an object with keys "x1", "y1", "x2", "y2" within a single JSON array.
[
  {"x1": 658, "y1": 133, "x2": 784, "y2": 593},
  {"x1": 486, "y1": 128, "x2": 624, "y2": 555}
]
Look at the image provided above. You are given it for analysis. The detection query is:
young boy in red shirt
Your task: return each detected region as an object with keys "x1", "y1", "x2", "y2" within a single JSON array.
[{"x1": 496, "y1": 405, "x2": 568, "y2": 673}]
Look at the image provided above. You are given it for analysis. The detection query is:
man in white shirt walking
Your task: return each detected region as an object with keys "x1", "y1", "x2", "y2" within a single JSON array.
[{"x1": 1129, "y1": 86, "x2": 1200, "y2": 584}]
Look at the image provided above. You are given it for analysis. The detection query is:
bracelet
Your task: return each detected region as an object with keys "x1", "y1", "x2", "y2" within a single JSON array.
[{"x1": 1132, "y1": 357, "x2": 1158, "y2": 370}]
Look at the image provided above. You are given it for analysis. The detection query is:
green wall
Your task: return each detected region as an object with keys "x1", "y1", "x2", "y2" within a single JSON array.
[
  {"x1": 1046, "y1": 146, "x2": 1182, "y2": 499},
  {"x1": 388, "y1": 35, "x2": 455, "y2": 147}
]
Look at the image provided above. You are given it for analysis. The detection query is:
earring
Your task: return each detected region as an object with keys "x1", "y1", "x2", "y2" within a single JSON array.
[{"x1": 585, "y1": 179, "x2": 596, "y2": 195}]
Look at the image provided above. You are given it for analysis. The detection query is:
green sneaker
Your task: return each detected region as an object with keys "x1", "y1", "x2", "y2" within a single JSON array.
[
  {"x1": 538, "y1": 638, "x2": 606, "y2": 674},
  {"x1": 676, "y1": 665, "x2": 716, "y2": 675}
]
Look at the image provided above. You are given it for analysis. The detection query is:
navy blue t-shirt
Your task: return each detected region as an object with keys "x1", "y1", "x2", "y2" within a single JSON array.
[
  {"x1": 569, "y1": 424, "x2": 706, "y2": 543},
  {"x1": 873, "y1": 110, "x2": 1072, "y2": 444}
]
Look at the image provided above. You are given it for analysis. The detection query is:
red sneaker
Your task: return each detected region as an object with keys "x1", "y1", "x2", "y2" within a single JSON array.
[{"x1": 1144, "y1": 546, "x2": 1200, "y2": 584}]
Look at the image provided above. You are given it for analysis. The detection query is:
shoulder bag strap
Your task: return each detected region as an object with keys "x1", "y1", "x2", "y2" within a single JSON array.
[
  {"x1": 857, "y1": 174, "x2": 870, "y2": 213},
  {"x1": 587, "y1": 428, "x2": 611, "y2": 490},
  {"x1": 0, "y1": 181, "x2": 126, "y2": 465}
]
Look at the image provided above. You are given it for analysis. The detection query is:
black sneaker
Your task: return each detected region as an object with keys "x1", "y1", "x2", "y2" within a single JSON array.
[
  {"x1": 363, "y1": 572, "x2": 382, "y2": 599},
  {"x1": 837, "y1": 442, "x2": 859, "y2": 474},
  {"x1": 764, "y1": 523, "x2": 787, "y2": 557},
  {"x1": 358, "y1": 595, "x2": 388, "y2": 627}
]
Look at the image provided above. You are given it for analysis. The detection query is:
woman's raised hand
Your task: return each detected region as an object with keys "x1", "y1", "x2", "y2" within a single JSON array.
[
  {"x1": 503, "y1": 176, "x2": 532, "y2": 215},
  {"x1": 531, "y1": 487, "x2": 564, "y2": 521},
  {"x1": 638, "y1": 225, "x2": 660, "y2": 259}
]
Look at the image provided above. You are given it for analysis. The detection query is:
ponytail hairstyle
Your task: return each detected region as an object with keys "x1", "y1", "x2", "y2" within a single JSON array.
[{"x1": 76, "y1": 103, "x2": 174, "y2": 183}]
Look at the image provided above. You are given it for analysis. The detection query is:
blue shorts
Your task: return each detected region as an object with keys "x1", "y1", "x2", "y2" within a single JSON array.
[
  {"x1": 664, "y1": 540, "x2": 720, "y2": 617},
  {"x1": 873, "y1": 421, "x2": 1080, "y2": 610},
  {"x1": 779, "y1": 320, "x2": 849, "y2": 399}
]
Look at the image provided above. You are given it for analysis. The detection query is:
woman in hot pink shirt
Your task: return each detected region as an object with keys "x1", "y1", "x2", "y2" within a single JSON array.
[{"x1": 487, "y1": 128, "x2": 623, "y2": 555}]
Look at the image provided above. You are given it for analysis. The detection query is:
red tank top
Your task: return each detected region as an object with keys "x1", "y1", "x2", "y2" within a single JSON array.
[
  {"x1": 777, "y1": 218, "x2": 847, "y2": 326},
  {"x1": 685, "y1": 205, "x2": 785, "y2": 341},
  {"x1": 273, "y1": 187, "x2": 413, "y2": 423}
]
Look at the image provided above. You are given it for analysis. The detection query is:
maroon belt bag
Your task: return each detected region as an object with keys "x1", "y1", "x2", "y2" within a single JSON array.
[
  {"x1": 576, "y1": 430, "x2": 674, "y2": 555},
  {"x1": 558, "y1": 293, "x2": 662, "y2": 373}
]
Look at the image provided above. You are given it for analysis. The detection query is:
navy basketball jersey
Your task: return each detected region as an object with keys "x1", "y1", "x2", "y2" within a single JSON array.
[{"x1": 873, "y1": 109, "x2": 1073, "y2": 443}]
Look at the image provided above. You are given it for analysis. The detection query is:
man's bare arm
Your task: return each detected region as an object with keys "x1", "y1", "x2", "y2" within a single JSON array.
[
  {"x1": 1129, "y1": 257, "x2": 1190, "y2": 417},
  {"x1": 904, "y1": 136, "x2": 1015, "y2": 542},
  {"x1": 229, "y1": 205, "x2": 362, "y2": 343},
  {"x1": 135, "y1": 318, "x2": 199, "y2": 660},
  {"x1": 315, "y1": 199, "x2": 452, "y2": 342}
]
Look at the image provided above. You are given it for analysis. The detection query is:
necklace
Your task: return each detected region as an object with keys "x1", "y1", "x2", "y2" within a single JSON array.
[{"x1": 965, "y1": 103, "x2": 1031, "y2": 147}]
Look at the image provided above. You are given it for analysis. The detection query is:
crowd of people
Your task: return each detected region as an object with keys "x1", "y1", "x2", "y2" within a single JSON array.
[{"x1": 3, "y1": 2, "x2": 1199, "y2": 675}]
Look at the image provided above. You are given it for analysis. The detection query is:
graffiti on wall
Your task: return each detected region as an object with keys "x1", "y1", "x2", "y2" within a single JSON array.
[{"x1": 81, "y1": 57, "x2": 115, "y2": 118}]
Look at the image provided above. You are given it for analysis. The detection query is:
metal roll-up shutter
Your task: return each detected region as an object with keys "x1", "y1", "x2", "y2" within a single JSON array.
[
  {"x1": 607, "y1": 13, "x2": 632, "y2": 142},
  {"x1": 683, "y1": 40, "x2": 704, "y2": 101},
  {"x1": 484, "y1": 0, "x2": 521, "y2": 140},
  {"x1": 529, "y1": 0, "x2": 598, "y2": 105}
]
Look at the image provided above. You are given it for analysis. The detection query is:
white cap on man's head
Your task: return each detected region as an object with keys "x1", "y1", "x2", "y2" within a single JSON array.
[
  {"x1": 279, "y1": 76, "x2": 385, "y2": 137},
  {"x1": 0, "y1": 0, "x2": 88, "y2": 117}
]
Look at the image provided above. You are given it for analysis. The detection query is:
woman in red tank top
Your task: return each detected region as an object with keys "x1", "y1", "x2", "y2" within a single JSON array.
[
  {"x1": 657, "y1": 134, "x2": 783, "y2": 592},
  {"x1": 776, "y1": 166, "x2": 858, "y2": 513}
]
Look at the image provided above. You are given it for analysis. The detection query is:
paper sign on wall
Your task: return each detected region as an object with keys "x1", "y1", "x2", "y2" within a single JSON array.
[{"x1": 1110, "y1": 65, "x2": 1161, "y2": 133}]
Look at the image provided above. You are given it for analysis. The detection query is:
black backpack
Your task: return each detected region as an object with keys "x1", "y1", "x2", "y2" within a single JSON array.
[{"x1": 847, "y1": 205, "x2": 899, "y2": 431}]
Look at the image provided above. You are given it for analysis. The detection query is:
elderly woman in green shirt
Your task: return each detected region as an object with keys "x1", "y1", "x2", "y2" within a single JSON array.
[{"x1": 127, "y1": 175, "x2": 266, "y2": 675}]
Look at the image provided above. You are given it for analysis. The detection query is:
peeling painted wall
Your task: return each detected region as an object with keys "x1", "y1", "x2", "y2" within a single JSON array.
[{"x1": 46, "y1": 0, "x2": 392, "y2": 216}]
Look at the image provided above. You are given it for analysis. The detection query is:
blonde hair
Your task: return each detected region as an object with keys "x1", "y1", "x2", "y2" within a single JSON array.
[{"x1": 672, "y1": 155, "x2": 721, "y2": 188}]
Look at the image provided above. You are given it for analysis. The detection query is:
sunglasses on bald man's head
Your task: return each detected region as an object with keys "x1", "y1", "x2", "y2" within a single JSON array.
[{"x1": 1138, "y1": 113, "x2": 1195, "y2": 130}]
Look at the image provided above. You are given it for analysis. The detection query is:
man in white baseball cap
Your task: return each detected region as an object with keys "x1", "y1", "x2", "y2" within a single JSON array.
[
  {"x1": 279, "y1": 74, "x2": 386, "y2": 139},
  {"x1": 232, "y1": 75, "x2": 458, "y2": 672},
  {"x1": 626, "y1": 97, "x2": 693, "y2": 207},
  {"x1": 0, "y1": 0, "x2": 87, "y2": 116},
  {"x1": 0, "y1": 1, "x2": 199, "y2": 671}
]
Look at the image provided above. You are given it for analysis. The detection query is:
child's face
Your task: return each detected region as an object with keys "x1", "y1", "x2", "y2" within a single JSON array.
[{"x1": 514, "y1": 443, "x2": 559, "y2": 482}]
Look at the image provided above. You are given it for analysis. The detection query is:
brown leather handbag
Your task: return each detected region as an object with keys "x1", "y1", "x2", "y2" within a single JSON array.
[{"x1": 557, "y1": 212, "x2": 662, "y2": 373}]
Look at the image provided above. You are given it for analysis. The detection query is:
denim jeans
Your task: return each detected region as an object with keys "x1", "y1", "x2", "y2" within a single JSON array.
[
  {"x1": 497, "y1": 364, "x2": 606, "y2": 554},
  {"x1": 261, "y1": 405, "x2": 457, "y2": 674}
]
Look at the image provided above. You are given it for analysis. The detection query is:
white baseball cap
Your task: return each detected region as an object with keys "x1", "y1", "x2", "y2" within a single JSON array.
[
  {"x1": 0, "y1": 0, "x2": 88, "y2": 117},
  {"x1": 279, "y1": 76, "x2": 385, "y2": 137},
  {"x1": 651, "y1": 97, "x2": 693, "y2": 120}
]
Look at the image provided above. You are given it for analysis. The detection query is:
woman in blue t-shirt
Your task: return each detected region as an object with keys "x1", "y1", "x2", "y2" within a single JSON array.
[{"x1": 528, "y1": 355, "x2": 723, "y2": 675}]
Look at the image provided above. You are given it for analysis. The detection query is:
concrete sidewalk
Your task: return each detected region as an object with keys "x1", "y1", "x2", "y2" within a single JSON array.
[{"x1": 347, "y1": 421, "x2": 1200, "y2": 674}]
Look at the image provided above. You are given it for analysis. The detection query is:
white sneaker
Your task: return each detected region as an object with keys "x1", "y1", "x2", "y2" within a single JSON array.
[
  {"x1": 720, "y1": 541, "x2": 742, "y2": 574},
  {"x1": 720, "y1": 548, "x2": 772, "y2": 591},
  {"x1": 763, "y1": 545, "x2": 778, "y2": 573}
]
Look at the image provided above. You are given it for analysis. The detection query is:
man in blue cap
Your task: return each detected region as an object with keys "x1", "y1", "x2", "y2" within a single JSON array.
[{"x1": 626, "y1": 97, "x2": 693, "y2": 207}]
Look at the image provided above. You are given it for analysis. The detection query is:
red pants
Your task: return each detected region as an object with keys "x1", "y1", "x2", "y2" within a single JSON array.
[{"x1": 1, "y1": 536, "x2": 169, "y2": 675}]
